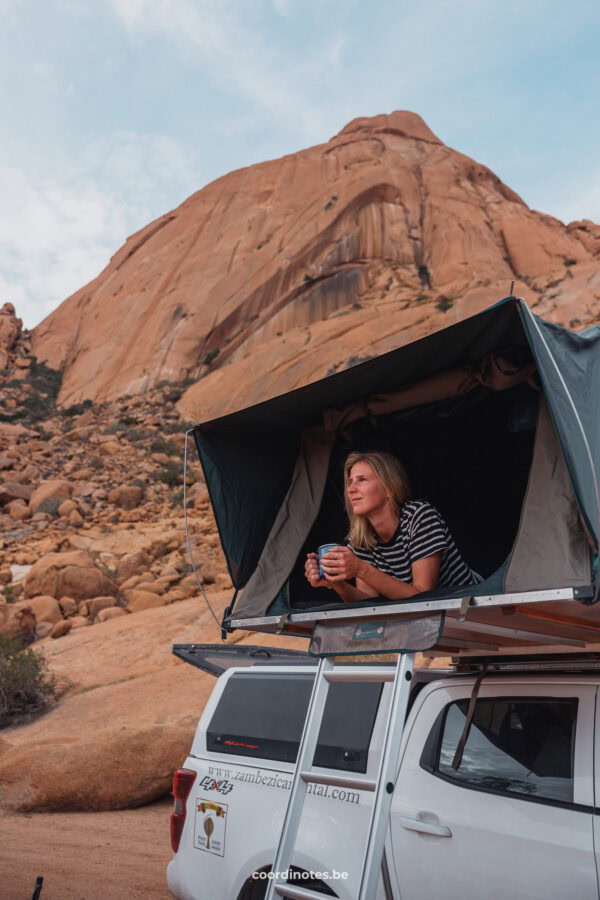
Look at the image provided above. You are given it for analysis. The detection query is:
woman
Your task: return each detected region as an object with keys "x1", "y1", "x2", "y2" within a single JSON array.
[{"x1": 305, "y1": 450, "x2": 481, "y2": 603}]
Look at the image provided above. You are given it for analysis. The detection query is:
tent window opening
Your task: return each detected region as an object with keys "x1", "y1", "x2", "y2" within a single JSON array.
[{"x1": 288, "y1": 384, "x2": 538, "y2": 611}]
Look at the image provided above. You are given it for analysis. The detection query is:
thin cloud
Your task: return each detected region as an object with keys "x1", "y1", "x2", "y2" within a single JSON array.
[
  {"x1": 109, "y1": 0, "x2": 348, "y2": 142},
  {"x1": 0, "y1": 132, "x2": 201, "y2": 328}
]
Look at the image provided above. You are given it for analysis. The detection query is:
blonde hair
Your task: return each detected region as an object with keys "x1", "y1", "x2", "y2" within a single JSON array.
[{"x1": 344, "y1": 451, "x2": 410, "y2": 549}]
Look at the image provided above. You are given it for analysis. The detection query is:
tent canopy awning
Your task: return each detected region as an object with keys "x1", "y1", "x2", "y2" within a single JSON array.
[{"x1": 191, "y1": 297, "x2": 600, "y2": 626}]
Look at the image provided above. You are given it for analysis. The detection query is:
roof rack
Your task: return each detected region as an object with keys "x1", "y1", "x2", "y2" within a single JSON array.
[
  {"x1": 229, "y1": 585, "x2": 600, "y2": 658},
  {"x1": 453, "y1": 652, "x2": 600, "y2": 675}
]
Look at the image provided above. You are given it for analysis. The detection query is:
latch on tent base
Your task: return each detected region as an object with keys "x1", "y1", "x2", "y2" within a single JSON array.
[{"x1": 457, "y1": 595, "x2": 473, "y2": 622}]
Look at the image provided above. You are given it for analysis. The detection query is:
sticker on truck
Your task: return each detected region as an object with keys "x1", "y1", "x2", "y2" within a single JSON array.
[
  {"x1": 208, "y1": 764, "x2": 361, "y2": 805},
  {"x1": 194, "y1": 799, "x2": 228, "y2": 857},
  {"x1": 198, "y1": 775, "x2": 234, "y2": 795}
]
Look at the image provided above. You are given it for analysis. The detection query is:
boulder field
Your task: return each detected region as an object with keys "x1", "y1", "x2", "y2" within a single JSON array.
[{"x1": 0, "y1": 384, "x2": 230, "y2": 648}]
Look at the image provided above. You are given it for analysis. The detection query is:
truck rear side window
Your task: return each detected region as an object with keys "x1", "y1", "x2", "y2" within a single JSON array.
[
  {"x1": 434, "y1": 697, "x2": 577, "y2": 804},
  {"x1": 207, "y1": 672, "x2": 383, "y2": 772}
]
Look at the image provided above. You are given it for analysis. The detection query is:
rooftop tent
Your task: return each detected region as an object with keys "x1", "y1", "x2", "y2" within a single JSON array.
[{"x1": 191, "y1": 298, "x2": 599, "y2": 630}]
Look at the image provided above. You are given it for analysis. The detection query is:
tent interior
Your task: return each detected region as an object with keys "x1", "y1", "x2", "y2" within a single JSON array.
[{"x1": 287, "y1": 381, "x2": 538, "y2": 612}]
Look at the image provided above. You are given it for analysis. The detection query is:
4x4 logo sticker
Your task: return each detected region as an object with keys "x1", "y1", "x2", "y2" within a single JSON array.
[{"x1": 199, "y1": 775, "x2": 234, "y2": 795}]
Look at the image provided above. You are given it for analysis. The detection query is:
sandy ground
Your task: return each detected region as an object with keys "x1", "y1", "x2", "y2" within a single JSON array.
[{"x1": 0, "y1": 797, "x2": 174, "y2": 900}]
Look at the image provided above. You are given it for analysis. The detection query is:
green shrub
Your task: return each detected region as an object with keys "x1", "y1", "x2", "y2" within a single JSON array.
[
  {"x1": 150, "y1": 437, "x2": 179, "y2": 456},
  {"x1": 103, "y1": 421, "x2": 127, "y2": 435},
  {"x1": 131, "y1": 478, "x2": 146, "y2": 497},
  {"x1": 27, "y1": 359, "x2": 62, "y2": 399},
  {"x1": 0, "y1": 409, "x2": 26, "y2": 422},
  {"x1": 37, "y1": 498, "x2": 61, "y2": 518},
  {"x1": 152, "y1": 463, "x2": 183, "y2": 486},
  {"x1": 0, "y1": 635, "x2": 56, "y2": 728},
  {"x1": 32, "y1": 425, "x2": 52, "y2": 440},
  {"x1": 126, "y1": 428, "x2": 153, "y2": 445},
  {"x1": 0, "y1": 360, "x2": 63, "y2": 425},
  {"x1": 161, "y1": 422, "x2": 186, "y2": 435},
  {"x1": 163, "y1": 389, "x2": 182, "y2": 403},
  {"x1": 345, "y1": 355, "x2": 373, "y2": 369},
  {"x1": 23, "y1": 393, "x2": 54, "y2": 419},
  {"x1": 60, "y1": 399, "x2": 93, "y2": 417},
  {"x1": 170, "y1": 488, "x2": 184, "y2": 508},
  {"x1": 203, "y1": 348, "x2": 219, "y2": 366},
  {"x1": 2, "y1": 586, "x2": 18, "y2": 604}
]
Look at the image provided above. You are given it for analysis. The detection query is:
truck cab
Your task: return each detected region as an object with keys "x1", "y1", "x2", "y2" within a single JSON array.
[{"x1": 167, "y1": 652, "x2": 599, "y2": 899}]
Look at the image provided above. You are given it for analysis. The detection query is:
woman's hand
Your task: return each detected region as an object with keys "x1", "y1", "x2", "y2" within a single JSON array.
[
  {"x1": 305, "y1": 552, "x2": 330, "y2": 588},
  {"x1": 320, "y1": 546, "x2": 363, "y2": 582}
]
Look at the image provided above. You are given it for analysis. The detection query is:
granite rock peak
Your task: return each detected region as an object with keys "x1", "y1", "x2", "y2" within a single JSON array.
[{"x1": 29, "y1": 111, "x2": 600, "y2": 421}]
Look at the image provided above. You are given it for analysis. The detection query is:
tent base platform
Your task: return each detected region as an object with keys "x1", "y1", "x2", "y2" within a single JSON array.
[{"x1": 227, "y1": 585, "x2": 600, "y2": 657}]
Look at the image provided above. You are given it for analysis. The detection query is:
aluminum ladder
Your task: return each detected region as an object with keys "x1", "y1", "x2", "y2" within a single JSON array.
[{"x1": 264, "y1": 651, "x2": 415, "y2": 900}]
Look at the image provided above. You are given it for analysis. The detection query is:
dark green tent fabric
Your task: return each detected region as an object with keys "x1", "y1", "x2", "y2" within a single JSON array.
[{"x1": 192, "y1": 298, "x2": 599, "y2": 611}]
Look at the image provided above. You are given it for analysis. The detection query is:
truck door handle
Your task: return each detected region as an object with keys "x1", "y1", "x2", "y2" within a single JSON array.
[{"x1": 396, "y1": 814, "x2": 452, "y2": 837}]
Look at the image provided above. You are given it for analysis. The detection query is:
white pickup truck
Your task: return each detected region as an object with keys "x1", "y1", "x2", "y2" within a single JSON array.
[{"x1": 166, "y1": 646, "x2": 599, "y2": 900}]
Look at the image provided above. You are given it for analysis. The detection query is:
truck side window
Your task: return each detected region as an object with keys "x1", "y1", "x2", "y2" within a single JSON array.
[{"x1": 433, "y1": 697, "x2": 577, "y2": 804}]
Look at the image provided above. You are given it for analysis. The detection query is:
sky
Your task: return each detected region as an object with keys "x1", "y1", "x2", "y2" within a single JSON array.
[{"x1": 1, "y1": 0, "x2": 599, "y2": 329}]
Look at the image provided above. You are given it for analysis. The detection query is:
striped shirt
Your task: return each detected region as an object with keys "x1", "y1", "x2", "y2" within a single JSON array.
[{"x1": 350, "y1": 499, "x2": 482, "y2": 590}]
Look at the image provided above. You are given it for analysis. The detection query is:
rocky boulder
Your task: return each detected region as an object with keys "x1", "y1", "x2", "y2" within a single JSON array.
[
  {"x1": 127, "y1": 590, "x2": 167, "y2": 613},
  {"x1": 0, "y1": 603, "x2": 36, "y2": 642},
  {"x1": 99, "y1": 441, "x2": 120, "y2": 457},
  {"x1": 0, "y1": 423, "x2": 37, "y2": 441},
  {"x1": 7, "y1": 500, "x2": 30, "y2": 521},
  {"x1": 567, "y1": 219, "x2": 600, "y2": 257},
  {"x1": 96, "y1": 607, "x2": 127, "y2": 623},
  {"x1": 0, "y1": 482, "x2": 33, "y2": 506},
  {"x1": 23, "y1": 551, "x2": 119, "y2": 602},
  {"x1": 25, "y1": 596, "x2": 63, "y2": 626},
  {"x1": 107, "y1": 486, "x2": 143, "y2": 510},
  {"x1": 0, "y1": 453, "x2": 15, "y2": 470},
  {"x1": 57, "y1": 499, "x2": 78, "y2": 518},
  {"x1": 50, "y1": 619, "x2": 72, "y2": 639},
  {"x1": 0, "y1": 724, "x2": 196, "y2": 811},
  {"x1": 0, "y1": 302, "x2": 26, "y2": 374},
  {"x1": 29, "y1": 480, "x2": 72, "y2": 514},
  {"x1": 0, "y1": 302, "x2": 21, "y2": 352},
  {"x1": 116, "y1": 550, "x2": 151, "y2": 584},
  {"x1": 58, "y1": 596, "x2": 78, "y2": 617},
  {"x1": 85, "y1": 596, "x2": 117, "y2": 620}
]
